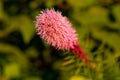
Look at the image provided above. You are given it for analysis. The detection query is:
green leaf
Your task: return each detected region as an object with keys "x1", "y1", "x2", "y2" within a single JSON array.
[
  {"x1": 70, "y1": 76, "x2": 90, "y2": 80},
  {"x1": 0, "y1": 15, "x2": 35, "y2": 44},
  {"x1": 0, "y1": 43, "x2": 29, "y2": 68},
  {"x1": 92, "y1": 28, "x2": 120, "y2": 52},
  {"x1": 69, "y1": 0, "x2": 96, "y2": 8},
  {"x1": 112, "y1": 4, "x2": 120, "y2": 22},
  {"x1": 0, "y1": 1, "x2": 7, "y2": 19},
  {"x1": 72, "y1": 6, "x2": 109, "y2": 24},
  {"x1": 25, "y1": 77, "x2": 41, "y2": 80},
  {"x1": 18, "y1": 15, "x2": 35, "y2": 44},
  {"x1": 4, "y1": 63, "x2": 21, "y2": 79}
]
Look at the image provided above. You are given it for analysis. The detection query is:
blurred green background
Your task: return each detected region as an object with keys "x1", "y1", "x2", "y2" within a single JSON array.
[{"x1": 0, "y1": 0, "x2": 120, "y2": 80}]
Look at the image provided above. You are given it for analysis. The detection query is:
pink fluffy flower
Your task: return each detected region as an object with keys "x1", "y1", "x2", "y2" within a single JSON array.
[{"x1": 35, "y1": 9, "x2": 89, "y2": 62}]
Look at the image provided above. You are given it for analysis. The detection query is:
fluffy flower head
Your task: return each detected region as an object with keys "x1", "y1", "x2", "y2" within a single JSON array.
[{"x1": 35, "y1": 9, "x2": 78, "y2": 50}]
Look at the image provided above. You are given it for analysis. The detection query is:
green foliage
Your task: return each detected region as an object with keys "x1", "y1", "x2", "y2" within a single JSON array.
[
  {"x1": 10, "y1": 15, "x2": 35, "y2": 44},
  {"x1": 0, "y1": 0, "x2": 120, "y2": 80}
]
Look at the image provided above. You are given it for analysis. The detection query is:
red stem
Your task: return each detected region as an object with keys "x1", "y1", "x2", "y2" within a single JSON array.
[{"x1": 70, "y1": 44, "x2": 90, "y2": 63}]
